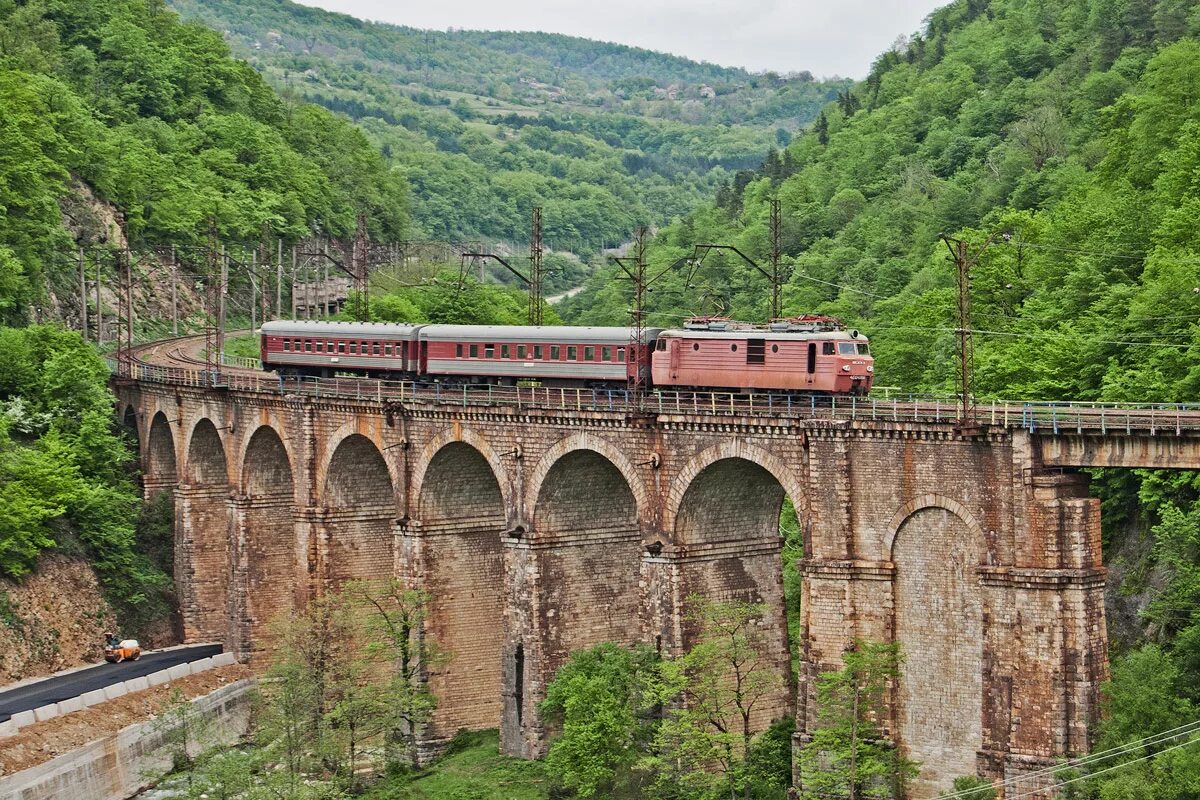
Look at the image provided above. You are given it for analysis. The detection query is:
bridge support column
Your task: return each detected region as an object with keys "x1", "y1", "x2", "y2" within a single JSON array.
[
  {"x1": 143, "y1": 475, "x2": 175, "y2": 502},
  {"x1": 986, "y1": 472, "x2": 1108, "y2": 794},
  {"x1": 228, "y1": 494, "x2": 306, "y2": 662},
  {"x1": 174, "y1": 484, "x2": 232, "y2": 644},
  {"x1": 501, "y1": 532, "x2": 542, "y2": 758}
]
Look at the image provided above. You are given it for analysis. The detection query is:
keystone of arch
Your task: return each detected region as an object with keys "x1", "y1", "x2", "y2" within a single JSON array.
[
  {"x1": 884, "y1": 494, "x2": 987, "y2": 557},
  {"x1": 524, "y1": 432, "x2": 649, "y2": 532},
  {"x1": 664, "y1": 440, "x2": 806, "y2": 537}
]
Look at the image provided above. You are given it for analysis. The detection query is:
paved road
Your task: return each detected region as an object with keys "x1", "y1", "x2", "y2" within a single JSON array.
[{"x1": 0, "y1": 643, "x2": 222, "y2": 722}]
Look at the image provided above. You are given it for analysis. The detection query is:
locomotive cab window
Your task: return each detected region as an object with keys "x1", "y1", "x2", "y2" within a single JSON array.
[
  {"x1": 857, "y1": 342, "x2": 870, "y2": 355},
  {"x1": 656, "y1": 340, "x2": 666, "y2": 351},
  {"x1": 838, "y1": 342, "x2": 857, "y2": 355},
  {"x1": 746, "y1": 338, "x2": 766, "y2": 365},
  {"x1": 822, "y1": 342, "x2": 836, "y2": 355}
]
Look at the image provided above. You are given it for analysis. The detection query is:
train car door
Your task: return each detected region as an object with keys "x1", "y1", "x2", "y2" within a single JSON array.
[
  {"x1": 668, "y1": 337, "x2": 681, "y2": 380},
  {"x1": 419, "y1": 340, "x2": 429, "y2": 374}
]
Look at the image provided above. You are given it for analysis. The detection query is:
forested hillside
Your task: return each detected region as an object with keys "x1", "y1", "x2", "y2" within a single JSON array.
[
  {"x1": 561, "y1": 3, "x2": 1200, "y2": 792},
  {"x1": 169, "y1": 0, "x2": 847, "y2": 251}
]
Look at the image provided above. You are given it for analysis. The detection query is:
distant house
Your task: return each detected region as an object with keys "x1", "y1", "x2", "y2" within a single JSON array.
[{"x1": 699, "y1": 84, "x2": 716, "y2": 99}]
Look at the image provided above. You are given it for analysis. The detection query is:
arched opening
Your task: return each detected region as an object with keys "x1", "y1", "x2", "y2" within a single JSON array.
[
  {"x1": 892, "y1": 507, "x2": 984, "y2": 797},
  {"x1": 673, "y1": 457, "x2": 795, "y2": 728},
  {"x1": 179, "y1": 419, "x2": 230, "y2": 642},
  {"x1": 532, "y1": 449, "x2": 641, "y2": 672},
  {"x1": 146, "y1": 411, "x2": 177, "y2": 488},
  {"x1": 323, "y1": 434, "x2": 396, "y2": 588},
  {"x1": 418, "y1": 442, "x2": 506, "y2": 740},
  {"x1": 240, "y1": 426, "x2": 297, "y2": 657}
]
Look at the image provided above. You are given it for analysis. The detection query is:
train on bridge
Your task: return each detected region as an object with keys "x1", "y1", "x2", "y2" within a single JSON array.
[{"x1": 259, "y1": 316, "x2": 874, "y2": 395}]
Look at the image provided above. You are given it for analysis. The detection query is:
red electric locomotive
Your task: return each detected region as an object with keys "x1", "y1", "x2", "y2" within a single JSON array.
[{"x1": 259, "y1": 316, "x2": 874, "y2": 395}]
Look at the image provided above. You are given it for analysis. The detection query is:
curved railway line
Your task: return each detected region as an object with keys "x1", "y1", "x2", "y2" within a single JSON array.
[{"x1": 123, "y1": 334, "x2": 1200, "y2": 434}]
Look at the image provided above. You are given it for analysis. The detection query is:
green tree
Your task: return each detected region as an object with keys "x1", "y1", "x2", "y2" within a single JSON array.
[
  {"x1": 798, "y1": 640, "x2": 918, "y2": 800},
  {"x1": 540, "y1": 642, "x2": 660, "y2": 798}
]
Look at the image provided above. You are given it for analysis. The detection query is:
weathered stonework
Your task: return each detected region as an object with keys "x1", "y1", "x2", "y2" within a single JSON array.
[{"x1": 116, "y1": 378, "x2": 1145, "y2": 797}]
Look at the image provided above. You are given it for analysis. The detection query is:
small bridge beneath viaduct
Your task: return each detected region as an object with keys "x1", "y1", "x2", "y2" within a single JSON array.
[{"x1": 112, "y1": 353, "x2": 1200, "y2": 798}]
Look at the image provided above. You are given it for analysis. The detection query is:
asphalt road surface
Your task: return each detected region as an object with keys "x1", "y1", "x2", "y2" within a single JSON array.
[{"x1": 0, "y1": 643, "x2": 223, "y2": 722}]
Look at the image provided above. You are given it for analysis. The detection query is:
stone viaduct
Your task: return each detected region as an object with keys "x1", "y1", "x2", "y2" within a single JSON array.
[{"x1": 113, "y1": 374, "x2": 1195, "y2": 798}]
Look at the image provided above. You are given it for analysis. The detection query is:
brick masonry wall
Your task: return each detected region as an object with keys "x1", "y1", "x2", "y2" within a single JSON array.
[{"x1": 116, "y1": 381, "x2": 1114, "y2": 797}]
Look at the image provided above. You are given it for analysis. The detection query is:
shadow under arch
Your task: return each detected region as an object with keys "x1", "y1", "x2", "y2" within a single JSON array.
[
  {"x1": 146, "y1": 411, "x2": 177, "y2": 488},
  {"x1": 416, "y1": 440, "x2": 507, "y2": 743},
  {"x1": 177, "y1": 418, "x2": 231, "y2": 643},
  {"x1": 670, "y1": 453, "x2": 797, "y2": 730},
  {"x1": 890, "y1": 502, "x2": 986, "y2": 798},
  {"x1": 529, "y1": 446, "x2": 642, "y2": 677},
  {"x1": 238, "y1": 424, "x2": 298, "y2": 659},
  {"x1": 322, "y1": 433, "x2": 396, "y2": 588}
]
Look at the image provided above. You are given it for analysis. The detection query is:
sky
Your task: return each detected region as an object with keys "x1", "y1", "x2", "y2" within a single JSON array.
[{"x1": 292, "y1": 0, "x2": 947, "y2": 78}]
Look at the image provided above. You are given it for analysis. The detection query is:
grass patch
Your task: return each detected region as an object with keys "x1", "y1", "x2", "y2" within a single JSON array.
[{"x1": 364, "y1": 729, "x2": 549, "y2": 800}]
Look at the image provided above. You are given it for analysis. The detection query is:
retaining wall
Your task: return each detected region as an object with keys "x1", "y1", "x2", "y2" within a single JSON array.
[{"x1": 0, "y1": 678, "x2": 254, "y2": 800}]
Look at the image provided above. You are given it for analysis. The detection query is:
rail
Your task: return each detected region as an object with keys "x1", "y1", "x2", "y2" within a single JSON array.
[{"x1": 114, "y1": 357, "x2": 1200, "y2": 435}]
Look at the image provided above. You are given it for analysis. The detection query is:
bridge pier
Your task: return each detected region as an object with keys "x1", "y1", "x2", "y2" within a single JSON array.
[{"x1": 174, "y1": 484, "x2": 232, "y2": 644}]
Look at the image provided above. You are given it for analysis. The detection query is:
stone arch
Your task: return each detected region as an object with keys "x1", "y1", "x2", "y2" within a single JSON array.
[
  {"x1": 177, "y1": 419, "x2": 231, "y2": 643},
  {"x1": 669, "y1": 446, "x2": 798, "y2": 729},
  {"x1": 527, "y1": 441, "x2": 643, "y2": 710},
  {"x1": 322, "y1": 433, "x2": 397, "y2": 588},
  {"x1": 415, "y1": 439, "x2": 507, "y2": 744},
  {"x1": 891, "y1": 503, "x2": 986, "y2": 797},
  {"x1": 411, "y1": 426, "x2": 511, "y2": 517},
  {"x1": 146, "y1": 411, "x2": 177, "y2": 486},
  {"x1": 322, "y1": 422, "x2": 403, "y2": 505},
  {"x1": 524, "y1": 432, "x2": 647, "y2": 529},
  {"x1": 121, "y1": 405, "x2": 139, "y2": 445},
  {"x1": 885, "y1": 494, "x2": 986, "y2": 558},
  {"x1": 238, "y1": 425, "x2": 299, "y2": 659}
]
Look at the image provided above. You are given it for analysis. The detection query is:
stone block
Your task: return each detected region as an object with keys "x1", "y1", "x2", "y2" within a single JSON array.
[
  {"x1": 211, "y1": 652, "x2": 236, "y2": 668},
  {"x1": 7, "y1": 710, "x2": 33, "y2": 729},
  {"x1": 80, "y1": 688, "x2": 107, "y2": 708},
  {"x1": 0, "y1": 719, "x2": 15, "y2": 738},
  {"x1": 147, "y1": 669, "x2": 172, "y2": 687},
  {"x1": 103, "y1": 683, "x2": 128, "y2": 702},
  {"x1": 189, "y1": 656, "x2": 214, "y2": 674},
  {"x1": 55, "y1": 696, "x2": 83, "y2": 715},
  {"x1": 31, "y1": 704, "x2": 59, "y2": 723},
  {"x1": 167, "y1": 663, "x2": 192, "y2": 682},
  {"x1": 124, "y1": 676, "x2": 150, "y2": 693}
]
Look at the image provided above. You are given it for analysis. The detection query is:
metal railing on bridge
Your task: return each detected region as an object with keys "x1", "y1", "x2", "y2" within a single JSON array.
[{"x1": 115, "y1": 358, "x2": 1200, "y2": 435}]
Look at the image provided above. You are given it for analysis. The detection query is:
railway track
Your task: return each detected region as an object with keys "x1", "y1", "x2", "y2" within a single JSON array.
[{"x1": 120, "y1": 335, "x2": 1200, "y2": 433}]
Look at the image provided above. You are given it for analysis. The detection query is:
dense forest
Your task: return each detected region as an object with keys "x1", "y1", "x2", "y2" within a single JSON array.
[
  {"x1": 558, "y1": 0, "x2": 1200, "y2": 793},
  {"x1": 168, "y1": 0, "x2": 847, "y2": 251}
]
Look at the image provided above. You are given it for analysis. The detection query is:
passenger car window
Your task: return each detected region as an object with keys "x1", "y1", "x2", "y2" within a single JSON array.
[
  {"x1": 584, "y1": 346, "x2": 595, "y2": 360},
  {"x1": 517, "y1": 345, "x2": 527, "y2": 359},
  {"x1": 501, "y1": 345, "x2": 510, "y2": 359},
  {"x1": 567, "y1": 346, "x2": 577, "y2": 361},
  {"x1": 551, "y1": 346, "x2": 560, "y2": 360},
  {"x1": 534, "y1": 345, "x2": 543, "y2": 359},
  {"x1": 602, "y1": 346, "x2": 612, "y2": 361},
  {"x1": 470, "y1": 344, "x2": 479, "y2": 358}
]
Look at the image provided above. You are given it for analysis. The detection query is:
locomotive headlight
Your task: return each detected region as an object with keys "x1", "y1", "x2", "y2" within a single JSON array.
[
  {"x1": 841, "y1": 365, "x2": 851, "y2": 372},
  {"x1": 867, "y1": 365, "x2": 874, "y2": 373}
]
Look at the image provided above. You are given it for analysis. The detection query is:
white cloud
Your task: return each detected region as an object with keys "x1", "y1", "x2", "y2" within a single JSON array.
[{"x1": 292, "y1": 0, "x2": 945, "y2": 78}]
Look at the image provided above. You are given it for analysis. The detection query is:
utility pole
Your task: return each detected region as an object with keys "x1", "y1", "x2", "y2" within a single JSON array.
[
  {"x1": 276, "y1": 238, "x2": 284, "y2": 319},
  {"x1": 95, "y1": 252, "x2": 103, "y2": 346},
  {"x1": 171, "y1": 245, "x2": 178, "y2": 335},
  {"x1": 770, "y1": 197, "x2": 782, "y2": 320},
  {"x1": 218, "y1": 244, "x2": 227, "y2": 365},
  {"x1": 611, "y1": 226, "x2": 662, "y2": 402},
  {"x1": 352, "y1": 212, "x2": 370, "y2": 321},
  {"x1": 78, "y1": 247, "x2": 87, "y2": 341},
  {"x1": 529, "y1": 206, "x2": 544, "y2": 326},
  {"x1": 941, "y1": 232, "x2": 998, "y2": 430}
]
